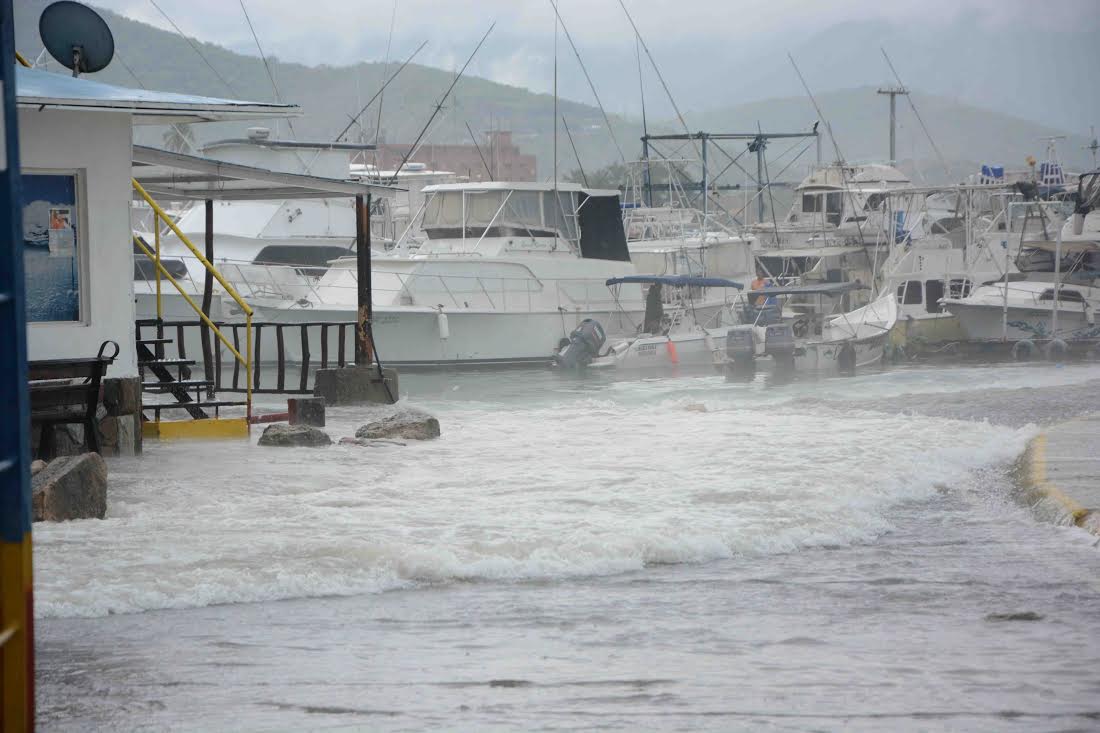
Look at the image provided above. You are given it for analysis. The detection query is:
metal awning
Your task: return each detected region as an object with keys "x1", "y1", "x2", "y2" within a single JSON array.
[
  {"x1": 16, "y1": 66, "x2": 299, "y2": 124},
  {"x1": 1023, "y1": 239, "x2": 1100, "y2": 254},
  {"x1": 756, "y1": 246, "x2": 867, "y2": 258},
  {"x1": 746, "y1": 281, "x2": 866, "y2": 298},
  {"x1": 132, "y1": 145, "x2": 403, "y2": 201}
]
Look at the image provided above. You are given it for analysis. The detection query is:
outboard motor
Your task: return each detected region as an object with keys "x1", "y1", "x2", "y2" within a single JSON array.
[
  {"x1": 724, "y1": 325, "x2": 756, "y2": 380},
  {"x1": 554, "y1": 319, "x2": 606, "y2": 369},
  {"x1": 764, "y1": 323, "x2": 796, "y2": 372}
]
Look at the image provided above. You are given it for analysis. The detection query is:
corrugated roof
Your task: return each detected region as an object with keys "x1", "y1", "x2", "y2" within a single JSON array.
[{"x1": 15, "y1": 66, "x2": 298, "y2": 124}]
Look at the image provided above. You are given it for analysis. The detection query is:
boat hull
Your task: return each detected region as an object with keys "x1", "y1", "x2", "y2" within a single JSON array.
[{"x1": 944, "y1": 302, "x2": 1100, "y2": 342}]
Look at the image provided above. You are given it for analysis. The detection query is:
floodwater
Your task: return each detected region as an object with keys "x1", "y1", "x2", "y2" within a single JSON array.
[{"x1": 34, "y1": 362, "x2": 1100, "y2": 731}]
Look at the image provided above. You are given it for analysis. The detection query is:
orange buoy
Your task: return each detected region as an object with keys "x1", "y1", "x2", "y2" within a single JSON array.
[{"x1": 666, "y1": 339, "x2": 679, "y2": 364}]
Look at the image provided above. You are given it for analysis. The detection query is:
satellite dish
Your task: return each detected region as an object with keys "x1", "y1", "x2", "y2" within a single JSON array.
[{"x1": 39, "y1": 1, "x2": 115, "y2": 77}]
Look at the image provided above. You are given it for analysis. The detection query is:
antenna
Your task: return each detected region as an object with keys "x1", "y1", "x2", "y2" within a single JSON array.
[{"x1": 39, "y1": 1, "x2": 114, "y2": 77}]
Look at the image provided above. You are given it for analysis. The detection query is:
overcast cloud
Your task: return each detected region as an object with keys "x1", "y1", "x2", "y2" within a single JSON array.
[{"x1": 89, "y1": 0, "x2": 1100, "y2": 131}]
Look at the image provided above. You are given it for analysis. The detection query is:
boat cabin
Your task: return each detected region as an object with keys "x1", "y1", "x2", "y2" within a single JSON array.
[{"x1": 409, "y1": 182, "x2": 631, "y2": 261}]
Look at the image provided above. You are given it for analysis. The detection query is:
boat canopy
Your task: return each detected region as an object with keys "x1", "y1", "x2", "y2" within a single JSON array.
[
  {"x1": 1022, "y1": 239, "x2": 1100, "y2": 254},
  {"x1": 746, "y1": 281, "x2": 866, "y2": 298},
  {"x1": 605, "y1": 275, "x2": 744, "y2": 289}
]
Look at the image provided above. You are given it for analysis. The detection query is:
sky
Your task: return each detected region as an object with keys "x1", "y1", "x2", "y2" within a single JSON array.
[{"x1": 90, "y1": 0, "x2": 1100, "y2": 131}]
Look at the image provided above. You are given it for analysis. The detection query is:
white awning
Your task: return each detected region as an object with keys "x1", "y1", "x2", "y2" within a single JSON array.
[
  {"x1": 132, "y1": 146, "x2": 403, "y2": 201},
  {"x1": 16, "y1": 66, "x2": 298, "y2": 124}
]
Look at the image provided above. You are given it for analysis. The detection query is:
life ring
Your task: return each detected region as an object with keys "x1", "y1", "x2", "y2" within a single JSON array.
[{"x1": 1011, "y1": 339, "x2": 1037, "y2": 361}]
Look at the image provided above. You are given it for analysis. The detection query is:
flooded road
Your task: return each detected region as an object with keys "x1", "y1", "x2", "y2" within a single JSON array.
[{"x1": 34, "y1": 362, "x2": 1100, "y2": 731}]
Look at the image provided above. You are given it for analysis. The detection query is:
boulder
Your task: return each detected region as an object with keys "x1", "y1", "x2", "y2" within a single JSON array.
[
  {"x1": 258, "y1": 423, "x2": 332, "y2": 448},
  {"x1": 32, "y1": 453, "x2": 108, "y2": 522},
  {"x1": 355, "y1": 407, "x2": 440, "y2": 441}
]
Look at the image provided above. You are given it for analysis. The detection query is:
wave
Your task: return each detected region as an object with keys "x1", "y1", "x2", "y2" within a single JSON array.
[{"x1": 33, "y1": 390, "x2": 1037, "y2": 618}]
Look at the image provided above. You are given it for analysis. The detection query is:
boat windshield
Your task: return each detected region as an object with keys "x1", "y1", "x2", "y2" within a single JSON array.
[{"x1": 422, "y1": 190, "x2": 579, "y2": 242}]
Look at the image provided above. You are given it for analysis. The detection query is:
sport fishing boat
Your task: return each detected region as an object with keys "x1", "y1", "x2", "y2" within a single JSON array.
[
  {"x1": 251, "y1": 181, "x2": 645, "y2": 367},
  {"x1": 553, "y1": 275, "x2": 746, "y2": 371},
  {"x1": 941, "y1": 172, "x2": 1100, "y2": 350},
  {"x1": 723, "y1": 283, "x2": 898, "y2": 376}
]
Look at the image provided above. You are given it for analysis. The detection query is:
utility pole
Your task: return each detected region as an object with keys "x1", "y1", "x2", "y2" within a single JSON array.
[
  {"x1": 877, "y1": 85, "x2": 908, "y2": 163},
  {"x1": 747, "y1": 135, "x2": 767, "y2": 224}
]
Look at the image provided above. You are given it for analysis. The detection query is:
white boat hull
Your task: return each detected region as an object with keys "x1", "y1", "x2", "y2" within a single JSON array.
[
  {"x1": 944, "y1": 302, "x2": 1100, "y2": 342},
  {"x1": 252, "y1": 305, "x2": 644, "y2": 367}
]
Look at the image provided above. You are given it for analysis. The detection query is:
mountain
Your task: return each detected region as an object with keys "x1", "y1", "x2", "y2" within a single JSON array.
[
  {"x1": 14, "y1": 1, "x2": 1096, "y2": 184},
  {"x1": 684, "y1": 86, "x2": 1094, "y2": 184}
]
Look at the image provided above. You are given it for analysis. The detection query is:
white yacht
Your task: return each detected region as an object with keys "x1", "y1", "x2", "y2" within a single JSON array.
[
  {"x1": 942, "y1": 179, "x2": 1100, "y2": 346},
  {"x1": 748, "y1": 163, "x2": 912, "y2": 315},
  {"x1": 133, "y1": 128, "x2": 384, "y2": 325},
  {"x1": 251, "y1": 181, "x2": 644, "y2": 367}
]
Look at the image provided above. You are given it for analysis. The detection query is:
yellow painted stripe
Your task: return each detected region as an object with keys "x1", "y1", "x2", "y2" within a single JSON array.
[
  {"x1": 1, "y1": 535, "x2": 34, "y2": 731},
  {"x1": 144, "y1": 417, "x2": 250, "y2": 441},
  {"x1": 1025, "y1": 434, "x2": 1092, "y2": 526}
]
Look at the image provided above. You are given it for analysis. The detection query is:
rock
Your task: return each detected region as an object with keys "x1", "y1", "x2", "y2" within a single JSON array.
[
  {"x1": 258, "y1": 423, "x2": 332, "y2": 448},
  {"x1": 32, "y1": 453, "x2": 108, "y2": 522},
  {"x1": 31, "y1": 459, "x2": 47, "y2": 476},
  {"x1": 684, "y1": 403, "x2": 708, "y2": 413},
  {"x1": 355, "y1": 407, "x2": 440, "y2": 441}
]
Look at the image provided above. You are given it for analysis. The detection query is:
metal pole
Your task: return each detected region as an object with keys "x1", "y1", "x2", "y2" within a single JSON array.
[
  {"x1": 889, "y1": 93, "x2": 897, "y2": 163},
  {"x1": 354, "y1": 194, "x2": 374, "y2": 366},
  {"x1": 1, "y1": 10, "x2": 35, "y2": 725},
  {"x1": 201, "y1": 199, "x2": 215, "y2": 393},
  {"x1": 701, "y1": 134, "x2": 709, "y2": 224},
  {"x1": 1052, "y1": 224, "x2": 1062, "y2": 338},
  {"x1": 756, "y1": 140, "x2": 765, "y2": 225}
]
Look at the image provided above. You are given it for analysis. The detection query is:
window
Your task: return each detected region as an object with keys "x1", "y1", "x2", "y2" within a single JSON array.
[
  {"x1": 896, "y1": 280, "x2": 923, "y2": 305},
  {"x1": 825, "y1": 192, "x2": 843, "y2": 226},
  {"x1": 924, "y1": 280, "x2": 945, "y2": 313},
  {"x1": 134, "y1": 257, "x2": 189, "y2": 281},
  {"x1": 949, "y1": 278, "x2": 971, "y2": 299},
  {"x1": 864, "y1": 193, "x2": 885, "y2": 211},
  {"x1": 801, "y1": 194, "x2": 820, "y2": 213},
  {"x1": 1039, "y1": 289, "x2": 1086, "y2": 303},
  {"x1": 22, "y1": 172, "x2": 83, "y2": 322},
  {"x1": 254, "y1": 245, "x2": 353, "y2": 276}
]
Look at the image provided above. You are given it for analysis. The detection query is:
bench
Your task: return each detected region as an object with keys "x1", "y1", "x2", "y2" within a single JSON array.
[{"x1": 29, "y1": 340, "x2": 120, "y2": 459}]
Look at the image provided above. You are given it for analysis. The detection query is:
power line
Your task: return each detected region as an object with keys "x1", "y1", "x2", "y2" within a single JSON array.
[
  {"x1": 548, "y1": 0, "x2": 625, "y2": 165},
  {"x1": 148, "y1": 0, "x2": 238, "y2": 96}
]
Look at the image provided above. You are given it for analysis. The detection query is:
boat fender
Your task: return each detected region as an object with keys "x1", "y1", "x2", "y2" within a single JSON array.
[
  {"x1": 665, "y1": 339, "x2": 680, "y2": 364},
  {"x1": 1011, "y1": 339, "x2": 1037, "y2": 361},
  {"x1": 837, "y1": 342, "x2": 857, "y2": 373},
  {"x1": 703, "y1": 332, "x2": 716, "y2": 354},
  {"x1": 1044, "y1": 338, "x2": 1068, "y2": 362},
  {"x1": 437, "y1": 311, "x2": 450, "y2": 340}
]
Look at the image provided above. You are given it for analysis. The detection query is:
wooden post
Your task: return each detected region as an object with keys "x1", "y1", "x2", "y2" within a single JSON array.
[
  {"x1": 355, "y1": 194, "x2": 375, "y2": 366},
  {"x1": 200, "y1": 199, "x2": 215, "y2": 395}
]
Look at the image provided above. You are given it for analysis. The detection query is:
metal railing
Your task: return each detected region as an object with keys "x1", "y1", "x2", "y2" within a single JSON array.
[
  {"x1": 131, "y1": 179, "x2": 253, "y2": 421},
  {"x1": 141, "y1": 319, "x2": 356, "y2": 394}
]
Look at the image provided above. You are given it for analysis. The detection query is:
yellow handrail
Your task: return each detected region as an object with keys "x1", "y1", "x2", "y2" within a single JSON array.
[
  {"x1": 133, "y1": 236, "x2": 253, "y2": 420},
  {"x1": 132, "y1": 179, "x2": 253, "y2": 318}
]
